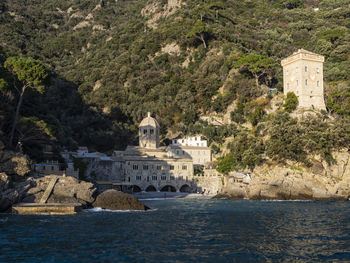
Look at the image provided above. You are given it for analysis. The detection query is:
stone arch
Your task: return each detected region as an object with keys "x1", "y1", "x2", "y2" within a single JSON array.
[
  {"x1": 131, "y1": 185, "x2": 142, "y2": 193},
  {"x1": 160, "y1": 185, "x2": 176, "y2": 192},
  {"x1": 145, "y1": 185, "x2": 157, "y2": 192},
  {"x1": 180, "y1": 184, "x2": 192, "y2": 193}
]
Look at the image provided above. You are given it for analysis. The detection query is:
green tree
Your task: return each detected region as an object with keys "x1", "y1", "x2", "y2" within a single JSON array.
[
  {"x1": 186, "y1": 20, "x2": 212, "y2": 48},
  {"x1": 234, "y1": 54, "x2": 275, "y2": 89},
  {"x1": 4, "y1": 57, "x2": 48, "y2": 147},
  {"x1": 283, "y1": 92, "x2": 298, "y2": 112}
]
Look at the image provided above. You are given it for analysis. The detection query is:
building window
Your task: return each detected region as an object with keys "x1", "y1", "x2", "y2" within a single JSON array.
[
  {"x1": 317, "y1": 81, "x2": 320, "y2": 87},
  {"x1": 305, "y1": 66, "x2": 308, "y2": 72},
  {"x1": 152, "y1": 176, "x2": 157, "y2": 181},
  {"x1": 51, "y1": 166, "x2": 54, "y2": 171},
  {"x1": 182, "y1": 150, "x2": 185, "y2": 155},
  {"x1": 169, "y1": 165, "x2": 174, "y2": 170},
  {"x1": 296, "y1": 67, "x2": 299, "y2": 73},
  {"x1": 179, "y1": 176, "x2": 183, "y2": 180},
  {"x1": 157, "y1": 165, "x2": 162, "y2": 170},
  {"x1": 161, "y1": 176, "x2": 166, "y2": 180},
  {"x1": 310, "y1": 96, "x2": 313, "y2": 99},
  {"x1": 286, "y1": 70, "x2": 289, "y2": 76},
  {"x1": 133, "y1": 164, "x2": 138, "y2": 170},
  {"x1": 143, "y1": 129, "x2": 147, "y2": 134},
  {"x1": 305, "y1": 79, "x2": 308, "y2": 86},
  {"x1": 182, "y1": 165, "x2": 187, "y2": 170},
  {"x1": 296, "y1": 80, "x2": 299, "y2": 86},
  {"x1": 150, "y1": 129, "x2": 154, "y2": 135},
  {"x1": 170, "y1": 176, "x2": 175, "y2": 180},
  {"x1": 136, "y1": 175, "x2": 142, "y2": 181},
  {"x1": 143, "y1": 165, "x2": 149, "y2": 170},
  {"x1": 176, "y1": 150, "x2": 179, "y2": 155}
]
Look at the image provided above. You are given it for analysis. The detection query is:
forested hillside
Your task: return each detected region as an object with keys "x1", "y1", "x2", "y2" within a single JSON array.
[{"x1": 0, "y1": 0, "x2": 350, "y2": 168}]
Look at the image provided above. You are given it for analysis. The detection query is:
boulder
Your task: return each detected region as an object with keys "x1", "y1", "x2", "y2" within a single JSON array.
[
  {"x1": 20, "y1": 175, "x2": 97, "y2": 207},
  {"x1": 93, "y1": 189, "x2": 149, "y2": 210},
  {"x1": 0, "y1": 151, "x2": 30, "y2": 176}
]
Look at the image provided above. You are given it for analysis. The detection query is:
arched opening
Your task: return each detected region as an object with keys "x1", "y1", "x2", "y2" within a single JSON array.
[
  {"x1": 180, "y1": 184, "x2": 192, "y2": 193},
  {"x1": 132, "y1": 185, "x2": 142, "y2": 193},
  {"x1": 145, "y1": 185, "x2": 157, "y2": 192},
  {"x1": 160, "y1": 185, "x2": 176, "y2": 192}
]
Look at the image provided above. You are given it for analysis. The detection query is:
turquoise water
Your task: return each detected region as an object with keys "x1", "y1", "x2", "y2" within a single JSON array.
[{"x1": 0, "y1": 199, "x2": 349, "y2": 262}]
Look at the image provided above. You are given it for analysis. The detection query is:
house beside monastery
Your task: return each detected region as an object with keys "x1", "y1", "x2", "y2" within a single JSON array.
[
  {"x1": 281, "y1": 49, "x2": 326, "y2": 110},
  {"x1": 166, "y1": 136, "x2": 211, "y2": 166}
]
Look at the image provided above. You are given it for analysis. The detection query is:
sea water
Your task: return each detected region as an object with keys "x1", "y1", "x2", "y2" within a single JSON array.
[{"x1": 0, "y1": 199, "x2": 349, "y2": 262}]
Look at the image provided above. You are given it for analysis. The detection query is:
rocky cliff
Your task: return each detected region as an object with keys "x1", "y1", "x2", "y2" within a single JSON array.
[{"x1": 219, "y1": 150, "x2": 350, "y2": 201}]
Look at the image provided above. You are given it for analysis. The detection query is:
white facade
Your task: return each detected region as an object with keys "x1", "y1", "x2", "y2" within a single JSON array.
[
  {"x1": 281, "y1": 49, "x2": 326, "y2": 110},
  {"x1": 171, "y1": 136, "x2": 208, "y2": 147}
]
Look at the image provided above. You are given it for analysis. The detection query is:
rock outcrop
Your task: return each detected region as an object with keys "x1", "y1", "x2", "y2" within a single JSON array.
[
  {"x1": 0, "y1": 149, "x2": 30, "y2": 178},
  {"x1": 93, "y1": 189, "x2": 149, "y2": 210},
  {"x1": 21, "y1": 175, "x2": 97, "y2": 207},
  {"x1": 218, "y1": 150, "x2": 350, "y2": 201}
]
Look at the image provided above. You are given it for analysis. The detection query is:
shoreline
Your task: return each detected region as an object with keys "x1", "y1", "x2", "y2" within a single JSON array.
[{"x1": 133, "y1": 192, "x2": 215, "y2": 200}]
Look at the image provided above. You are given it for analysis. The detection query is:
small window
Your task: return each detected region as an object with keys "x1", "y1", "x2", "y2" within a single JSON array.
[
  {"x1": 179, "y1": 176, "x2": 183, "y2": 180},
  {"x1": 286, "y1": 70, "x2": 289, "y2": 76},
  {"x1": 133, "y1": 164, "x2": 138, "y2": 170},
  {"x1": 176, "y1": 150, "x2": 179, "y2": 155},
  {"x1": 143, "y1": 165, "x2": 149, "y2": 170},
  {"x1": 182, "y1": 165, "x2": 187, "y2": 170},
  {"x1": 161, "y1": 176, "x2": 166, "y2": 180},
  {"x1": 143, "y1": 129, "x2": 147, "y2": 134},
  {"x1": 305, "y1": 66, "x2": 308, "y2": 72},
  {"x1": 51, "y1": 166, "x2": 54, "y2": 171},
  {"x1": 152, "y1": 176, "x2": 157, "y2": 181},
  {"x1": 169, "y1": 165, "x2": 174, "y2": 170},
  {"x1": 296, "y1": 80, "x2": 299, "y2": 86},
  {"x1": 157, "y1": 165, "x2": 162, "y2": 170},
  {"x1": 170, "y1": 176, "x2": 175, "y2": 180},
  {"x1": 136, "y1": 175, "x2": 142, "y2": 181},
  {"x1": 305, "y1": 79, "x2": 308, "y2": 86},
  {"x1": 182, "y1": 151, "x2": 185, "y2": 155},
  {"x1": 317, "y1": 81, "x2": 320, "y2": 87},
  {"x1": 150, "y1": 129, "x2": 154, "y2": 135},
  {"x1": 296, "y1": 67, "x2": 299, "y2": 73},
  {"x1": 310, "y1": 96, "x2": 313, "y2": 99}
]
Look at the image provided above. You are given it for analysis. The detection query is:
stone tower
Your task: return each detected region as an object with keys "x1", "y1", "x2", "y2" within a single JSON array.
[
  {"x1": 139, "y1": 112, "x2": 160, "y2": 149},
  {"x1": 281, "y1": 49, "x2": 326, "y2": 110}
]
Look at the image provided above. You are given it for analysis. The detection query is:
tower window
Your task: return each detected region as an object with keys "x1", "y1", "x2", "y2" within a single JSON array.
[
  {"x1": 305, "y1": 79, "x2": 308, "y2": 86},
  {"x1": 143, "y1": 129, "x2": 147, "y2": 134},
  {"x1": 150, "y1": 129, "x2": 154, "y2": 134},
  {"x1": 305, "y1": 66, "x2": 308, "y2": 72}
]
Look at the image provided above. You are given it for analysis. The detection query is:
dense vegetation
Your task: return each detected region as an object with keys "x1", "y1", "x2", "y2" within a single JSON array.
[{"x1": 0, "y1": 0, "x2": 350, "y2": 169}]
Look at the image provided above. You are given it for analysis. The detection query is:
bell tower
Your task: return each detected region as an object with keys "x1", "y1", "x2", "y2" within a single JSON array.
[{"x1": 139, "y1": 112, "x2": 160, "y2": 149}]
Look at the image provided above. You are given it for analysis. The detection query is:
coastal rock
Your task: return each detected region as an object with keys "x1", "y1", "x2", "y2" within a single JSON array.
[
  {"x1": 0, "y1": 150, "x2": 30, "y2": 176},
  {"x1": 219, "y1": 151, "x2": 350, "y2": 201},
  {"x1": 93, "y1": 189, "x2": 149, "y2": 210},
  {"x1": 21, "y1": 175, "x2": 97, "y2": 206},
  {"x1": 0, "y1": 173, "x2": 11, "y2": 192}
]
